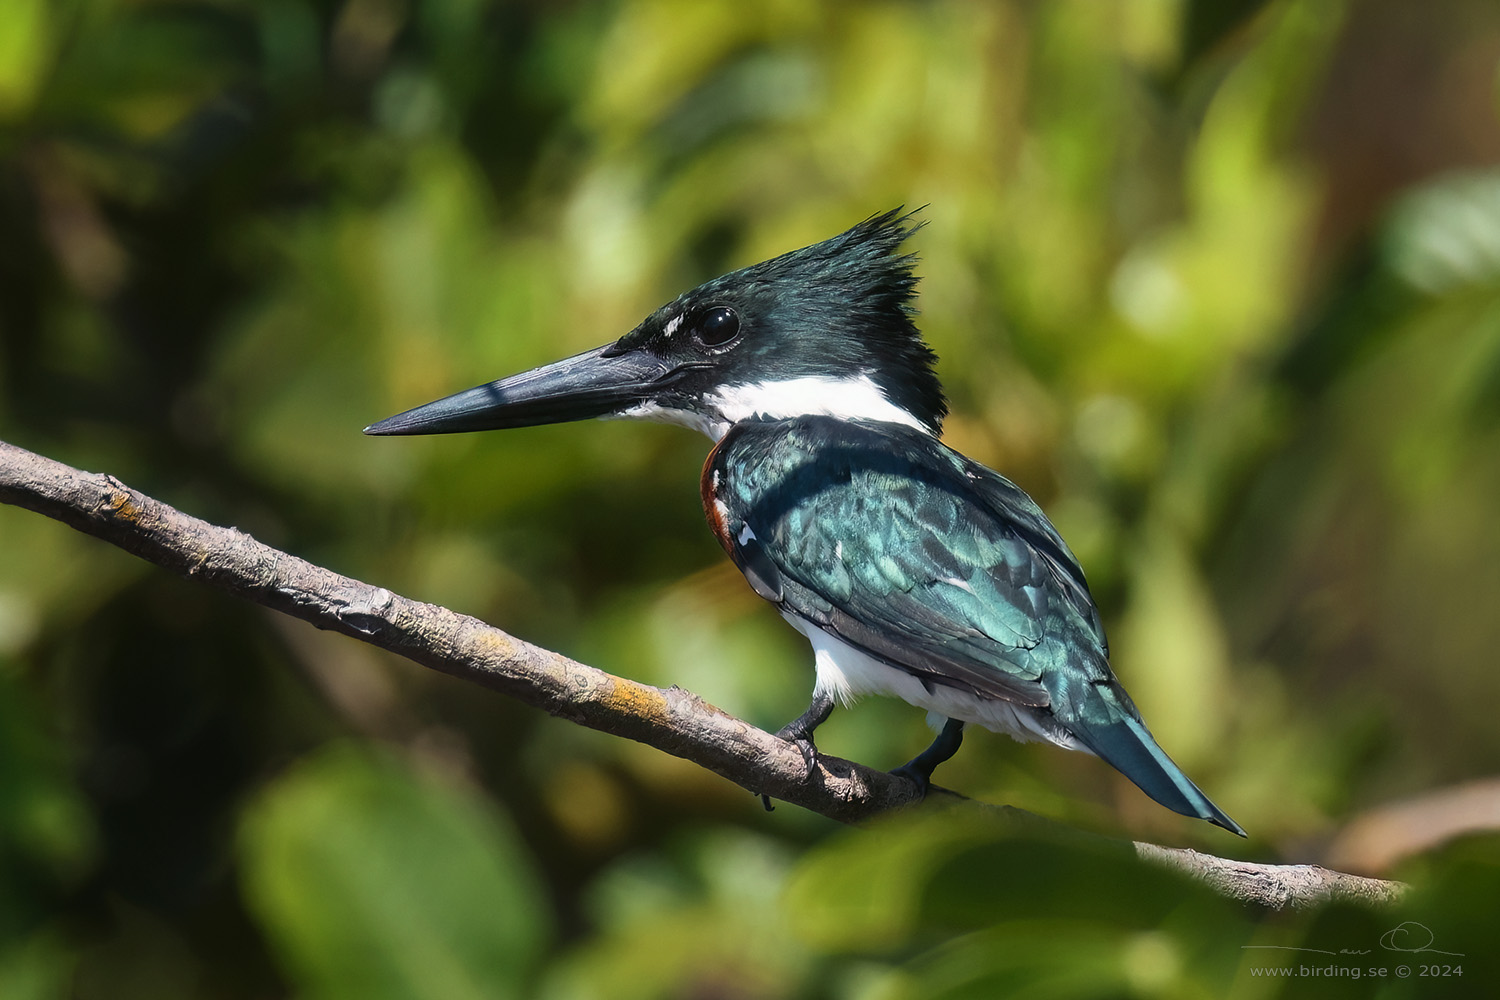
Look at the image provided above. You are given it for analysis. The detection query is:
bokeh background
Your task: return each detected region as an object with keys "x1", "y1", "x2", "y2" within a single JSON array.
[{"x1": 2, "y1": 0, "x2": 1500, "y2": 997}]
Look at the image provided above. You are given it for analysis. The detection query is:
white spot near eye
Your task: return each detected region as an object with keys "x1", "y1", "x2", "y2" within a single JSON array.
[{"x1": 664, "y1": 314, "x2": 683, "y2": 338}]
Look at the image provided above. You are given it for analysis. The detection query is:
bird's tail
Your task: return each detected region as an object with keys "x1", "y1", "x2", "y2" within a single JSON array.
[{"x1": 1067, "y1": 680, "x2": 1245, "y2": 837}]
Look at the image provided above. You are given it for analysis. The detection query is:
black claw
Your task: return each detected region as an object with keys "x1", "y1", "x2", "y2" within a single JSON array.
[
  {"x1": 891, "y1": 717, "x2": 964, "y2": 795},
  {"x1": 774, "y1": 692, "x2": 834, "y2": 777},
  {"x1": 761, "y1": 735, "x2": 817, "y2": 812},
  {"x1": 783, "y1": 736, "x2": 818, "y2": 773},
  {"x1": 760, "y1": 694, "x2": 836, "y2": 810}
]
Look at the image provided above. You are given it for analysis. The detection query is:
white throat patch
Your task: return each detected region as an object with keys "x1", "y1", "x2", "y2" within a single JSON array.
[{"x1": 611, "y1": 374, "x2": 931, "y2": 441}]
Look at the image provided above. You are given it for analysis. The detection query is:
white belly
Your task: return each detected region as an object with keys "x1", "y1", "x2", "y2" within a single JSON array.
[{"x1": 781, "y1": 612, "x2": 1087, "y2": 752}]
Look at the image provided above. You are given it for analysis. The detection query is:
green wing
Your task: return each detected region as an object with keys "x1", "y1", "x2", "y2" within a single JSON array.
[{"x1": 711, "y1": 418, "x2": 1109, "y2": 708}]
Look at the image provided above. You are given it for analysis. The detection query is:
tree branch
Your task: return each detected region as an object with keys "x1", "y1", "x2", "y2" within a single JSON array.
[{"x1": 0, "y1": 438, "x2": 1406, "y2": 910}]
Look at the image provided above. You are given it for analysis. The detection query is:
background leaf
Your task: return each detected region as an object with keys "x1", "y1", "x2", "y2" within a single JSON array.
[{"x1": 239, "y1": 744, "x2": 549, "y2": 1000}]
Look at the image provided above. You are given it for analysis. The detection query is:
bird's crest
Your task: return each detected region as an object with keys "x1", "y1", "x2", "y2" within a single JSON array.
[{"x1": 680, "y1": 207, "x2": 948, "y2": 433}]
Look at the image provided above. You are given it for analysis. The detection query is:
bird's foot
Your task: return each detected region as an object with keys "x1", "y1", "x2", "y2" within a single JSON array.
[
  {"x1": 889, "y1": 759, "x2": 935, "y2": 797},
  {"x1": 761, "y1": 694, "x2": 836, "y2": 811},
  {"x1": 890, "y1": 717, "x2": 965, "y2": 798},
  {"x1": 762, "y1": 729, "x2": 820, "y2": 811},
  {"x1": 774, "y1": 693, "x2": 834, "y2": 777},
  {"x1": 775, "y1": 727, "x2": 821, "y2": 774}
]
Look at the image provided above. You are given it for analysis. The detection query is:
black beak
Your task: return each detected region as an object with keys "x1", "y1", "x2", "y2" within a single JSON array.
[{"x1": 364, "y1": 343, "x2": 677, "y2": 436}]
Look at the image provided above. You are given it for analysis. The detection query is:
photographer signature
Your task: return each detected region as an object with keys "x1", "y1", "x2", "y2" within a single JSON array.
[{"x1": 1241, "y1": 921, "x2": 1464, "y2": 957}]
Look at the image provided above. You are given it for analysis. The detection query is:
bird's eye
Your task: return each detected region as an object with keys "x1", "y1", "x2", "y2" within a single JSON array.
[{"x1": 693, "y1": 306, "x2": 740, "y2": 348}]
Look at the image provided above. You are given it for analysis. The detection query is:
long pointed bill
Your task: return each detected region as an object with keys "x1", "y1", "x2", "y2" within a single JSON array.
[{"x1": 364, "y1": 344, "x2": 676, "y2": 436}]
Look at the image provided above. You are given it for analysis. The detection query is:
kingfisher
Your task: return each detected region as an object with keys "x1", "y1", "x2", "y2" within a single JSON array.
[{"x1": 365, "y1": 209, "x2": 1244, "y2": 835}]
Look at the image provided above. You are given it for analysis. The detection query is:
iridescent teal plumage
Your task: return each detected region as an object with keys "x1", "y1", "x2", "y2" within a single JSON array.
[
  {"x1": 368, "y1": 209, "x2": 1244, "y2": 835},
  {"x1": 705, "y1": 417, "x2": 1244, "y2": 835}
]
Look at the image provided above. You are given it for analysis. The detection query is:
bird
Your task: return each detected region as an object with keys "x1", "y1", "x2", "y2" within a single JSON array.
[{"x1": 365, "y1": 209, "x2": 1245, "y2": 836}]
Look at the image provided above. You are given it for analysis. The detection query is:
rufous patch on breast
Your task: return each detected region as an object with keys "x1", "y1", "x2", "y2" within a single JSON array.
[{"x1": 700, "y1": 442, "x2": 733, "y2": 552}]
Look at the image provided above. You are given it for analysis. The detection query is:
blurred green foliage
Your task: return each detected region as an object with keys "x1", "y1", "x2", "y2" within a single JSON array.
[
  {"x1": 1, "y1": 0, "x2": 1499, "y2": 996},
  {"x1": 240, "y1": 744, "x2": 549, "y2": 1000}
]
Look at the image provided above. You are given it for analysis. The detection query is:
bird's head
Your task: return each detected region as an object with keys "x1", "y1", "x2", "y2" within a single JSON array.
[{"x1": 364, "y1": 208, "x2": 948, "y2": 441}]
